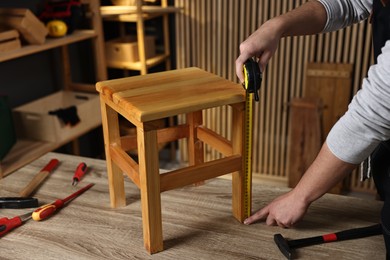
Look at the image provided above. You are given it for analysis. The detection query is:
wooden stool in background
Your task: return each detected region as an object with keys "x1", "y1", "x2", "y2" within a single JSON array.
[{"x1": 96, "y1": 67, "x2": 249, "y2": 254}]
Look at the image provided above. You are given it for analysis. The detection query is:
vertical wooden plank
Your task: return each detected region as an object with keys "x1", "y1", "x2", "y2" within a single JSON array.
[
  {"x1": 329, "y1": 31, "x2": 337, "y2": 63},
  {"x1": 135, "y1": 0, "x2": 147, "y2": 75},
  {"x1": 352, "y1": 23, "x2": 366, "y2": 95},
  {"x1": 212, "y1": 0, "x2": 217, "y2": 74},
  {"x1": 316, "y1": 33, "x2": 324, "y2": 61},
  {"x1": 279, "y1": 0, "x2": 289, "y2": 176},
  {"x1": 231, "y1": 103, "x2": 247, "y2": 222},
  {"x1": 287, "y1": 98, "x2": 322, "y2": 188},
  {"x1": 335, "y1": 29, "x2": 343, "y2": 63},
  {"x1": 88, "y1": 0, "x2": 108, "y2": 81},
  {"x1": 99, "y1": 96, "x2": 126, "y2": 208},
  {"x1": 184, "y1": 0, "x2": 191, "y2": 67},
  {"x1": 174, "y1": 0, "x2": 181, "y2": 68},
  {"x1": 206, "y1": 0, "x2": 211, "y2": 72},
  {"x1": 258, "y1": 0, "x2": 267, "y2": 174},
  {"x1": 323, "y1": 32, "x2": 330, "y2": 62},
  {"x1": 187, "y1": 111, "x2": 204, "y2": 166},
  {"x1": 161, "y1": 0, "x2": 171, "y2": 70},
  {"x1": 137, "y1": 123, "x2": 162, "y2": 253},
  {"x1": 199, "y1": 0, "x2": 205, "y2": 69}
]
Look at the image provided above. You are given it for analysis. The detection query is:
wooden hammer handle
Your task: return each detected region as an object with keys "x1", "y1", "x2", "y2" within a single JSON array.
[{"x1": 19, "y1": 159, "x2": 59, "y2": 197}]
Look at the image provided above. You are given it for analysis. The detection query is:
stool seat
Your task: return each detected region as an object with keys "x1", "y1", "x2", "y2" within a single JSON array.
[
  {"x1": 96, "y1": 67, "x2": 245, "y2": 122},
  {"x1": 96, "y1": 67, "x2": 251, "y2": 254}
]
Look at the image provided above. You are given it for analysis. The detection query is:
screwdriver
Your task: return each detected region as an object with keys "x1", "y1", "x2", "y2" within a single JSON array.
[
  {"x1": 32, "y1": 183, "x2": 94, "y2": 221},
  {"x1": 0, "y1": 211, "x2": 33, "y2": 237},
  {"x1": 72, "y1": 162, "x2": 87, "y2": 186}
]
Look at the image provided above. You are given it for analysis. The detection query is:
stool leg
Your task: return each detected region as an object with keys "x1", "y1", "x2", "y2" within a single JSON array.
[
  {"x1": 187, "y1": 111, "x2": 204, "y2": 166},
  {"x1": 231, "y1": 103, "x2": 248, "y2": 222},
  {"x1": 100, "y1": 97, "x2": 126, "y2": 208},
  {"x1": 137, "y1": 123, "x2": 163, "y2": 253}
]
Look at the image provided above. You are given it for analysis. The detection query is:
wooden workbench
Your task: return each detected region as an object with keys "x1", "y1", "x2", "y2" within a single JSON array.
[{"x1": 0, "y1": 152, "x2": 385, "y2": 259}]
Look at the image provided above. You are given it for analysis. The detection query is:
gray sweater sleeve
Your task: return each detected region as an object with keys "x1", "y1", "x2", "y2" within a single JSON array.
[
  {"x1": 327, "y1": 41, "x2": 390, "y2": 164},
  {"x1": 317, "y1": 0, "x2": 390, "y2": 164},
  {"x1": 317, "y1": 0, "x2": 372, "y2": 32}
]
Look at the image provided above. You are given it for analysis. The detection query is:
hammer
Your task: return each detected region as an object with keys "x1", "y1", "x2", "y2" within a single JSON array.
[{"x1": 274, "y1": 223, "x2": 382, "y2": 259}]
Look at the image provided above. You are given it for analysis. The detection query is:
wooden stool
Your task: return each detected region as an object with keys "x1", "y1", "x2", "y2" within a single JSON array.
[{"x1": 96, "y1": 67, "x2": 250, "y2": 254}]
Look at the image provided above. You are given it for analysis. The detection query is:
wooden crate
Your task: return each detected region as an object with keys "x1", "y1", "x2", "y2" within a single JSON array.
[
  {"x1": 0, "y1": 8, "x2": 48, "y2": 45},
  {"x1": 13, "y1": 91, "x2": 100, "y2": 143},
  {"x1": 287, "y1": 98, "x2": 322, "y2": 189},
  {"x1": 0, "y1": 29, "x2": 21, "y2": 52},
  {"x1": 304, "y1": 62, "x2": 353, "y2": 138},
  {"x1": 105, "y1": 35, "x2": 156, "y2": 63}
]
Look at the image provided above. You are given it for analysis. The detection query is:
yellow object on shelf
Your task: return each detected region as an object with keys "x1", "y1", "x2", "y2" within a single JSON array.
[{"x1": 46, "y1": 20, "x2": 68, "y2": 38}]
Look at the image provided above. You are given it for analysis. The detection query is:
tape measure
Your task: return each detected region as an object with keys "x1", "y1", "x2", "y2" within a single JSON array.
[{"x1": 242, "y1": 58, "x2": 262, "y2": 217}]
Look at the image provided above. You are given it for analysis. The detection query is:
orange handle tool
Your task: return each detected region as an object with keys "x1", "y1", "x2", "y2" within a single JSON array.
[
  {"x1": 32, "y1": 183, "x2": 94, "y2": 221},
  {"x1": 72, "y1": 162, "x2": 87, "y2": 186},
  {"x1": 19, "y1": 159, "x2": 59, "y2": 197}
]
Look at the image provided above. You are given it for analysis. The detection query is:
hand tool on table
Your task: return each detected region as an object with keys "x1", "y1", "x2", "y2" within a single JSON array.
[
  {"x1": 274, "y1": 223, "x2": 383, "y2": 259},
  {"x1": 32, "y1": 183, "x2": 94, "y2": 221},
  {"x1": 242, "y1": 58, "x2": 262, "y2": 218},
  {"x1": 19, "y1": 159, "x2": 59, "y2": 197},
  {"x1": 0, "y1": 211, "x2": 33, "y2": 237},
  {"x1": 72, "y1": 162, "x2": 87, "y2": 186},
  {"x1": 0, "y1": 197, "x2": 38, "y2": 209}
]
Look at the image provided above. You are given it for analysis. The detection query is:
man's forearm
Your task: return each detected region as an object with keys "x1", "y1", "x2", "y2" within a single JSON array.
[
  {"x1": 270, "y1": 0, "x2": 327, "y2": 37},
  {"x1": 293, "y1": 142, "x2": 357, "y2": 205}
]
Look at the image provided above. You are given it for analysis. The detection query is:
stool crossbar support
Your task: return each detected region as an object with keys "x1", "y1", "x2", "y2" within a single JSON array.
[
  {"x1": 110, "y1": 145, "x2": 140, "y2": 188},
  {"x1": 121, "y1": 124, "x2": 190, "y2": 151},
  {"x1": 160, "y1": 155, "x2": 242, "y2": 192},
  {"x1": 197, "y1": 126, "x2": 233, "y2": 156}
]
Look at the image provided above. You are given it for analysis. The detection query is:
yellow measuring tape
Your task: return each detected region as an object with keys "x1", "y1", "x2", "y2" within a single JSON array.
[{"x1": 242, "y1": 58, "x2": 262, "y2": 218}]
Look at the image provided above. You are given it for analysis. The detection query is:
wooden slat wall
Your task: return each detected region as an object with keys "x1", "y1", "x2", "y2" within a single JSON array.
[{"x1": 174, "y1": 0, "x2": 376, "y2": 194}]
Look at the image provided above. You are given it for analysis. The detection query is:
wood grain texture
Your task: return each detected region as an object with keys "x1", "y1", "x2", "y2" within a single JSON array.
[
  {"x1": 0, "y1": 152, "x2": 385, "y2": 259},
  {"x1": 96, "y1": 67, "x2": 245, "y2": 123},
  {"x1": 287, "y1": 98, "x2": 322, "y2": 189}
]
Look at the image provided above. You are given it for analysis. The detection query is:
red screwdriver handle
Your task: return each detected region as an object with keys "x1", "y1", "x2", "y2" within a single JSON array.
[
  {"x1": 73, "y1": 163, "x2": 87, "y2": 182},
  {"x1": 32, "y1": 183, "x2": 94, "y2": 222},
  {"x1": 41, "y1": 159, "x2": 59, "y2": 172},
  {"x1": 32, "y1": 199, "x2": 64, "y2": 221},
  {"x1": 0, "y1": 216, "x2": 22, "y2": 236}
]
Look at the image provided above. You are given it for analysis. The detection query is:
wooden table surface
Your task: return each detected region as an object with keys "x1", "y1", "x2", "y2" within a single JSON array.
[{"x1": 0, "y1": 152, "x2": 385, "y2": 260}]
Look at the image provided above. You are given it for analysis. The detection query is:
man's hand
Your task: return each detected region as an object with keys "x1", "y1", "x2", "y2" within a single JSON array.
[
  {"x1": 244, "y1": 143, "x2": 357, "y2": 228},
  {"x1": 235, "y1": 20, "x2": 282, "y2": 83},
  {"x1": 235, "y1": 0, "x2": 327, "y2": 83},
  {"x1": 244, "y1": 189, "x2": 310, "y2": 228}
]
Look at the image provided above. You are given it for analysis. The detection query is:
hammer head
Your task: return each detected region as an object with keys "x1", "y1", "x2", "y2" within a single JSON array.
[{"x1": 274, "y1": 233, "x2": 292, "y2": 260}]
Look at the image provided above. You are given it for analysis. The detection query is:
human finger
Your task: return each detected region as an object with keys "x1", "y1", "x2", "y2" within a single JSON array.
[
  {"x1": 274, "y1": 219, "x2": 293, "y2": 229},
  {"x1": 243, "y1": 206, "x2": 269, "y2": 225}
]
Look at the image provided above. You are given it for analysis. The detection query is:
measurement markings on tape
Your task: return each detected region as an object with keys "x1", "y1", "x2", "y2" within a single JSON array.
[
  {"x1": 242, "y1": 58, "x2": 262, "y2": 218},
  {"x1": 244, "y1": 91, "x2": 253, "y2": 218}
]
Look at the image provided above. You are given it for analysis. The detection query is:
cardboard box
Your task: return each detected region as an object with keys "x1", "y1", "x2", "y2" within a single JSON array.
[
  {"x1": 105, "y1": 35, "x2": 156, "y2": 63},
  {"x1": 0, "y1": 29, "x2": 21, "y2": 52},
  {"x1": 13, "y1": 91, "x2": 100, "y2": 143},
  {"x1": 0, "y1": 8, "x2": 48, "y2": 45}
]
